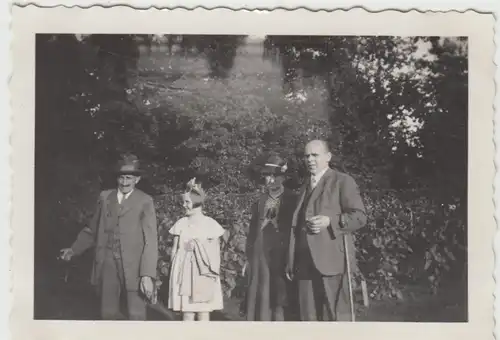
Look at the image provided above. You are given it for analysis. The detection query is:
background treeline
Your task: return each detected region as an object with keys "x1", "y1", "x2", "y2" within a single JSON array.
[{"x1": 35, "y1": 34, "x2": 467, "y2": 320}]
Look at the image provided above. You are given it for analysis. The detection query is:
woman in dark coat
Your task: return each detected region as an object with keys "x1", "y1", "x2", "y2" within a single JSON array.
[{"x1": 243, "y1": 154, "x2": 297, "y2": 321}]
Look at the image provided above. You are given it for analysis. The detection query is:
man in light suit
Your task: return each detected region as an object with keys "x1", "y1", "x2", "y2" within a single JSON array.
[
  {"x1": 60, "y1": 154, "x2": 158, "y2": 320},
  {"x1": 286, "y1": 140, "x2": 366, "y2": 321}
]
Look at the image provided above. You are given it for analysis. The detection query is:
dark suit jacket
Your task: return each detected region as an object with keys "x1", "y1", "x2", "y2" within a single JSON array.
[
  {"x1": 287, "y1": 168, "x2": 366, "y2": 276},
  {"x1": 71, "y1": 189, "x2": 158, "y2": 291}
]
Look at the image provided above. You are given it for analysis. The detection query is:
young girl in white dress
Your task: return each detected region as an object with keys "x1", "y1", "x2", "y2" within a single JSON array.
[{"x1": 168, "y1": 178, "x2": 225, "y2": 321}]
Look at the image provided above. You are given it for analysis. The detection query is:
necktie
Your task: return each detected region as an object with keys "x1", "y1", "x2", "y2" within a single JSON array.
[{"x1": 311, "y1": 176, "x2": 317, "y2": 190}]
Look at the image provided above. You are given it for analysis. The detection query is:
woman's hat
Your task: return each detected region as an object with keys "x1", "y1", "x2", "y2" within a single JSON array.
[
  {"x1": 115, "y1": 153, "x2": 143, "y2": 176},
  {"x1": 249, "y1": 153, "x2": 288, "y2": 176}
]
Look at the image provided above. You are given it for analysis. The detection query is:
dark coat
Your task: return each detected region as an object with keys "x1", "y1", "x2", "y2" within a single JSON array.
[
  {"x1": 244, "y1": 188, "x2": 296, "y2": 320},
  {"x1": 71, "y1": 189, "x2": 158, "y2": 291},
  {"x1": 287, "y1": 168, "x2": 366, "y2": 276}
]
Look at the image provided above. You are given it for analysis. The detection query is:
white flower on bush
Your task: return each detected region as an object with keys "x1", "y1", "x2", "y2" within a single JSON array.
[
  {"x1": 87, "y1": 104, "x2": 100, "y2": 117},
  {"x1": 284, "y1": 90, "x2": 308, "y2": 104}
]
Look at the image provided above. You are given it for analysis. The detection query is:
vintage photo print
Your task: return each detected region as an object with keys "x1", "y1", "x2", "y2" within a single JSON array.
[{"x1": 10, "y1": 6, "x2": 495, "y2": 340}]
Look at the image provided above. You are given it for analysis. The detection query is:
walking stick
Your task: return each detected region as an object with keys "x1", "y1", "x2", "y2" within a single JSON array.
[{"x1": 343, "y1": 234, "x2": 356, "y2": 322}]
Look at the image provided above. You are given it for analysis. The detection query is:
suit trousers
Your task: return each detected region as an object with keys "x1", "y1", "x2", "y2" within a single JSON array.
[
  {"x1": 297, "y1": 273, "x2": 351, "y2": 321},
  {"x1": 100, "y1": 250, "x2": 147, "y2": 320},
  {"x1": 294, "y1": 229, "x2": 351, "y2": 321}
]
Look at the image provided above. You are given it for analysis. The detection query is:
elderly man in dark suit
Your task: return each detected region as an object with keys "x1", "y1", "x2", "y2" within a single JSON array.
[
  {"x1": 60, "y1": 154, "x2": 158, "y2": 320},
  {"x1": 286, "y1": 140, "x2": 367, "y2": 321}
]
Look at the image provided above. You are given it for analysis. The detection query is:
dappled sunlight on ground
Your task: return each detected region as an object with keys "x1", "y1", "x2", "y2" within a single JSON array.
[{"x1": 137, "y1": 45, "x2": 331, "y2": 127}]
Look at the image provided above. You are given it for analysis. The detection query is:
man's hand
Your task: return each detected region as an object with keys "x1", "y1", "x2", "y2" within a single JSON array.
[
  {"x1": 337, "y1": 214, "x2": 351, "y2": 235},
  {"x1": 339, "y1": 214, "x2": 347, "y2": 229},
  {"x1": 59, "y1": 248, "x2": 75, "y2": 262},
  {"x1": 140, "y1": 276, "x2": 155, "y2": 303},
  {"x1": 306, "y1": 215, "x2": 330, "y2": 234}
]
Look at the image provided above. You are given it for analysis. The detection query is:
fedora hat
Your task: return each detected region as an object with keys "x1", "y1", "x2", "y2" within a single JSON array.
[
  {"x1": 114, "y1": 153, "x2": 143, "y2": 176},
  {"x1": 249, "y1": 153, "x2": 288, "y2": 177}
]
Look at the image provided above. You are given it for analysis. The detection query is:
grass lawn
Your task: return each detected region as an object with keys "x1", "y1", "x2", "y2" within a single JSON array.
[
  {"x1": 36, "y1": 255, "x2": 466, "y2": 321},
  {"x1": 37, "y1": 261, "x2": 466, "y2": 321},
  {"x1": 136, "y1": 44, "x2": 331, "y2": 126}
]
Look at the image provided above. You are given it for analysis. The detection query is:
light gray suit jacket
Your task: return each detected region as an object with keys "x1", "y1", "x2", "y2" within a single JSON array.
[{"x1": 71, "y1": 189, "x2": 158, "y2": 291}]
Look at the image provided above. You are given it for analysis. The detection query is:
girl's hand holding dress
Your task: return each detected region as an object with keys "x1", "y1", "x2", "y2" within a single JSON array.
[{"x1": 184, "y1": 239, "x2": 195, "y2": 251}]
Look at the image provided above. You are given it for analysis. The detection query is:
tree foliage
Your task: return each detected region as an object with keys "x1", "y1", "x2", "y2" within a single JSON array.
[
  {"x1": 264, "y1": 36, "x2": 467, "y2": 192},
  {"x1": 262, "y1": 35, "x2": 468, "y2": 299}
]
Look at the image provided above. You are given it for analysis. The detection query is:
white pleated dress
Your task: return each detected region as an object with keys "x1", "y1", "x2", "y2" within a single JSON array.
[{"x1": 168, "y1": 214, "x2": 225, "y2": 313}]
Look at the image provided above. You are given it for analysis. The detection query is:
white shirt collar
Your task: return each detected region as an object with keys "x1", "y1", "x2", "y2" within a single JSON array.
[
  {"x1": 312, "y1": 167, "x2": 329, "y2": 183},
  {"x1": 117, "y1": 189, "x2": 134, "y2": 202}
]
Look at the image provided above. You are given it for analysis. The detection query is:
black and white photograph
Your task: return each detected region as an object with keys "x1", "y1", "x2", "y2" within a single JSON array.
[
  {"x1": 33, "y1": 32, "x2": 470, "y2": 322},
  {"x1": 10, "y1": 7, "x2": 495, "y2": 340}
]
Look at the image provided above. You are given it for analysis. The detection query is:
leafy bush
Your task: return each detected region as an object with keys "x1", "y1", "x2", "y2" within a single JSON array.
[{"x1": 356, "y1": 190, "x2": 466, "y2": 300}]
